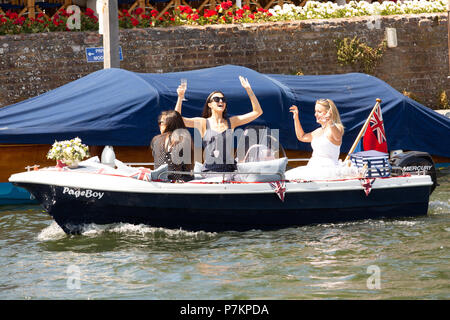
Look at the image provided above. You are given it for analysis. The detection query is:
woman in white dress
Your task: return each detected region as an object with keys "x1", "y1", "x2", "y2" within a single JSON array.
[{"x1": 285, "y1": 99, "x2": 345, "y2": 180}]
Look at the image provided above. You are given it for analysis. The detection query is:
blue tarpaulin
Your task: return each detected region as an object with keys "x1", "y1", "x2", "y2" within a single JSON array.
[{"x1": 0, "y1": 65, "x2": 449, "y2": 157}]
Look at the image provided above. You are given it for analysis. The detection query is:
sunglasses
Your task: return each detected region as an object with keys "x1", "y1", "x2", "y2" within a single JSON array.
[{"x1": 211, "y1": 96, "x2": 226, "y2": 103}]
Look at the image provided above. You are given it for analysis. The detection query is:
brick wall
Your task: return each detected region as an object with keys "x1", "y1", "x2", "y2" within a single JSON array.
[{"x1": 1, "y1": 13, "x2": 449, "y2": 108}]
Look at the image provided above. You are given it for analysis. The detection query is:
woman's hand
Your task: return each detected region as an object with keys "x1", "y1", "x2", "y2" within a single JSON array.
[
  {"x1": 239, "y1": 76, "x2": 251, "y2": 90},
  {"x1": 321, "y1": 110, "x2": 332, "y2": 125},
  {"x1": 289, "y1": 105, "x2": 299, "y2": 119},
  {"x1": 177, "y1": 83, "x2": 186, "y2": 98}
]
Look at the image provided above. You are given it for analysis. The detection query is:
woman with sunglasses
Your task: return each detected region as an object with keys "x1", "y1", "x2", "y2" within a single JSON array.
[
  {"x1": 175, "y1": 76, "x2": 263, "y2": 173},
  {"x1": 151, "y1": 110, "x2": 193, "y2": 181},
  {"x1": 285, "y1": 99, "x2": 345, "y2": 180}
]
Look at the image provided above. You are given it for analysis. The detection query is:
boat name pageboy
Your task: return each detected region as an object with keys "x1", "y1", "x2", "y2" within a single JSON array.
[{"x1": 62, "y1": 187, "x2": 104, "y2": 200}]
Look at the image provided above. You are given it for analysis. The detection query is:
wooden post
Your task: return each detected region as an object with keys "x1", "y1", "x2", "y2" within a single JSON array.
[
  {"x1": 27, "y1": 0, "x2": 35, "y2": 19},
  {"x1": 103, "y1": 0, "x2": 120, "y2": 69}
]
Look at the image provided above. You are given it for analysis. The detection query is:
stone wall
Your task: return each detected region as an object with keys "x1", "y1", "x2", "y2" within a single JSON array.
[{"x1": 1, "y1": 13, "x2": 449, "y2": 108}]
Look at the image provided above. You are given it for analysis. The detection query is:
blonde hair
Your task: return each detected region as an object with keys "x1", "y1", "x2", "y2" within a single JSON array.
[{"x1": 316, "y1": 99, "x2": 344, "y2": 133}]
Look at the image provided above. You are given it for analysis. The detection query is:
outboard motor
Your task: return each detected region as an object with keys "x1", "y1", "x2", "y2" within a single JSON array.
[{"x1": 389, "y1": 151, "x2": 438, "y2": 194}]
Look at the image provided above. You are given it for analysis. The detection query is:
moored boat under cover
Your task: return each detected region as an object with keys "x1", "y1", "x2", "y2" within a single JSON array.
[
  {"x1": 0, "y1": 65, "x2": 449, "y2": 158},
  {"x1": 9, "y1": 167, "x2": 433, "y2": 234}
]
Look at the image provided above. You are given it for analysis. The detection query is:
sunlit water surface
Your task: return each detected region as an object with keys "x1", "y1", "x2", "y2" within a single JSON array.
[{"x1": 0, "y1": 171, "x2": 448, "y2": 299}]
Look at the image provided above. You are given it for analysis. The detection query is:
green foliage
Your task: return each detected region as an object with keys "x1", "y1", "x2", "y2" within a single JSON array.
[
  {"x1": 335, "y1": 36, "x2": 386, "y2": 74},
  {"x1": 438, "y1": 90, "x2": 450, "y2": 109},
  {"x1": 403, "y1": 90, "x2": 422, "y2": 104}
]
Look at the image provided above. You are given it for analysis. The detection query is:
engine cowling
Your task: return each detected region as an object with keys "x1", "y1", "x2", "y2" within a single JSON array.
[{"x1": 390, "y1": 151, "x2": 438, "y2": 194}]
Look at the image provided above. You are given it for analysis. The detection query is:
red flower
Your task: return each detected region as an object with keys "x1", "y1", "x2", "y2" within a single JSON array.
[
  {"x1": 243, "y1": 5, "x2": 250, "y2": 11},
  {"x1": 151, "y1": 9, "x2": 158, "y2": 15},
  {"x1": 13, "y1": 16, "x2": 25, "y2": 25},
  {"x1": 204, "y1": 9, "x2": 217, "y2": 18},
  {"x1": 248, "y1": 14, "x2": 254, "y2": 19},
  {"x1": 131, "y1": 17, "x2": 139, "y2": 26},
  {"x1": 179, "y1": 6, "x2": 193, "y2": 14},
  {"x1": 85, "y1": 8, "x2": 95, "y2": 16},
  {"x1": 134, "y1": 7, "x2": 144, "y2": 15},
  {"x1": 221, "y1": 1, "x2": 232, "y2": 10},
  {"x1": 8, "y1": 12, "x2": 18, "y2": 19},
  {"x1": 192, "y1": 13, "x2": 199, "y2": 21}
]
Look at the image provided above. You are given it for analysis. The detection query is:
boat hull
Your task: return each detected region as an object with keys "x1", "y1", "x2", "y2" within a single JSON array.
[{"x1": 14, "y1": 177, "x2": 431, "y2": 234}]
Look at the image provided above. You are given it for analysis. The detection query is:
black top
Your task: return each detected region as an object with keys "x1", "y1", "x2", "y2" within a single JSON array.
[
  {"x1": 151, "y1": 131, "x2": 193, "y2": 182},
  {"x1": 202, "y1": 118, "x2": 237, "y2": 172}
]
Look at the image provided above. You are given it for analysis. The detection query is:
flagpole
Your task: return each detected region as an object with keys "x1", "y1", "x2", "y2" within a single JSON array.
[{"x1": 344, "y1": 98, "x2": 381, "y2": 161}]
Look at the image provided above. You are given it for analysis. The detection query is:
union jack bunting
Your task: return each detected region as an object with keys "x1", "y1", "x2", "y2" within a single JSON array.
[
  {"x1": 130, "y1": 167, "x2": 152, "y2": 182},
  {"x1": 269, "y1": 180, "x2": 286, "y2": 202},
  {"x1": 361, "y1": 178, "x2": 376, "y2": 196}
]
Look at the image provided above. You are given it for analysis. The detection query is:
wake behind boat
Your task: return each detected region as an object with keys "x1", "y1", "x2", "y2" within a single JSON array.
[{"x1": 9, "y1": 158, "x2": 433, "y2": 234}]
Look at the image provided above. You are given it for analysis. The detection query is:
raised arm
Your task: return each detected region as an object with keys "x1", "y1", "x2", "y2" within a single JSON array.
[
  {"x1": 322, "y1": 110, "x2": 344, "y2": 145},
  {"x1": 174, "y1": 83, "x2": 185, "y2": 116},
  {"x1": 229, "y1": 76, "x2": 263, "y2": 129},
  {"x1": 289, "y1": 105, "x2": 313, "y2": 143},
  {"x1": 174, "y1": 82, "x2": 206, "y2": 135}
]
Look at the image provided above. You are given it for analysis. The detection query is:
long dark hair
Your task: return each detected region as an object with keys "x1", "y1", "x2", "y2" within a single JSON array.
[
  {"x1": 158, "y1": 110, "x2": 186, "y2": 133},
  {"x1": 201, "y1": 91, "x2": 228, "y2": 119}
]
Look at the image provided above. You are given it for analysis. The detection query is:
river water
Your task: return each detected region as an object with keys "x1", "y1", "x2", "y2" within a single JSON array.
[{"x1": 0, "y1": 170, "x2": 448, "y2": 300}]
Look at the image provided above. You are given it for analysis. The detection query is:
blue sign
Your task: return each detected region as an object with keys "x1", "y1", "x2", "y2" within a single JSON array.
[{"x1": 85, "y1": 47, "x2": 123, "y2": 63}]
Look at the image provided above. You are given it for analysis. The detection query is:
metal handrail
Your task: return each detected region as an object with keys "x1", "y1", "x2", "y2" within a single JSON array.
[
  {"x1": 127, "y1": 158, "x2": 306, "y2": 167},
  {"x1": 158, "y1": 170, "x2": 284, "y2": 181}
]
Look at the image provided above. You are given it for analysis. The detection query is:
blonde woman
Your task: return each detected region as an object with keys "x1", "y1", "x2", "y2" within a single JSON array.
[{"x1": 285, "y1": 99, "x2": 345, "y2": 180}]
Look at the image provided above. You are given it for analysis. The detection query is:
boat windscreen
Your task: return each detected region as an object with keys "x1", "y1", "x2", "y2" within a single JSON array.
[{"x1": 235, "y1": 125, "x2": 286, "y2": 163}]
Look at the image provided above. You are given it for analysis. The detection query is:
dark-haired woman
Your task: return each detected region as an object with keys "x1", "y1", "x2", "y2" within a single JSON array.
[
  {"x1": 175, "y1": 76, "x2": 263, "y2": 172},
  {"x1": 150, "y1": 110, "x2": 193, "y2": 181}
]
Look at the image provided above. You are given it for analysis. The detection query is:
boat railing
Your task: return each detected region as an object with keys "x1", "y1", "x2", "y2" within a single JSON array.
[
  {"x1": 159, "y1": 170, "x2": 284, "y2": 181},
  {"x1": 125, "y1": 158, "x2": 309, "y2": 167}
]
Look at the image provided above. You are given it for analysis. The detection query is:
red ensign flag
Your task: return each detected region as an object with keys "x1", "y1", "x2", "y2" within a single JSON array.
[{"x1": 363, "y1": 104, "x2": 388, "y2": 153}]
